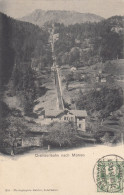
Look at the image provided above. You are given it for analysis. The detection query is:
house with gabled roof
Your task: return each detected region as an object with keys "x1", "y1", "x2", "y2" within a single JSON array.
[{"x1": 43, "y1": 109, "x2": 87, "y2": 131}]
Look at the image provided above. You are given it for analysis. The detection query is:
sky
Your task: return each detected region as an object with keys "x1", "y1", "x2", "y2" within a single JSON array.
[{"x1": 0, "y1": 0, "x2": 124, "y2": 19}]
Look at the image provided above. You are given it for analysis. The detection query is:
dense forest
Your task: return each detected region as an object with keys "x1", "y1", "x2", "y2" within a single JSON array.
[
  {"x1": 0, "y1": 12, "x2": 52, "y2": 86},
  {"x1": 0, "y1": 12, "x2": 53, "y2": 114},
  {"x1": 53, "y1": 16, "x2": 124, "y2": 66}
]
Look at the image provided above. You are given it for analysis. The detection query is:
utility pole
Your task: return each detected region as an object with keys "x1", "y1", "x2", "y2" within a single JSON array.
[
  {"x1": 51, "y1": 23, "x2": 55, "y2": 62},
  {"x1": 121, "y1": 132, "x2": 124, "y2": 146}
]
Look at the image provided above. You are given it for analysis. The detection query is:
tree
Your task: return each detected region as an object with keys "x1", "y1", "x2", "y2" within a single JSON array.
[
  {"x1": 100, "y1": 32, "x2": 123, "y2": 61},
  {"x1": 69, "y1": 47, "x2": 80, "y2": 66},
  {"x1": 45, "y1": 122, "x2": 78, "y2": 147},
  {"x1": 11, "y1": 63, "x2": 37, "y2": 115},
  {"x1": 0, "y1": 113, "x2": 30, "y2": 155},
  {"x1": 4, "y1": 116, "x2": 29, "y2": 154},
  {"x1": 65, "y1": 72, "x2": 74, "y2": 90}
]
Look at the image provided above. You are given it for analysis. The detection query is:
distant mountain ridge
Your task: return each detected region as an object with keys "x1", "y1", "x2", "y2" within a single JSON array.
[{"x1": 20, "y1": 9, "x2": 104, "y2": 26}]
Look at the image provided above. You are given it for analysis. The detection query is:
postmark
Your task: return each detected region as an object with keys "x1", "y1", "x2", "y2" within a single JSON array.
[{"x1": 93, "y1": 155, "x2": 124, "y2": 193}]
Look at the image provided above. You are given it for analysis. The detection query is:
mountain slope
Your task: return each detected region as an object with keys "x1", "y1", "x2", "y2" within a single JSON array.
[
  {"x1": 0, "y1": 12, "x2": 51, "y2": 85},
  {"x1": 20, "y1": 9, "x2": 104, "y2": 26},
  {"x1": 52, "y1": 16, "x2": 124, "y2": 66}
]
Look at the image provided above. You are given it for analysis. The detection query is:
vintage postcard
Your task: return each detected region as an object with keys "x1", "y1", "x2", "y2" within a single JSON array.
[{"x1": 0, "y1": 0, "x2": 124, "y2": 194}]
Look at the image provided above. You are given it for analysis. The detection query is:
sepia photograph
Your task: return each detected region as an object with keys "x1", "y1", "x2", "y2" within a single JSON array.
[{"x1": 0, "y1": 0, "x2": 124, "y2": 194}]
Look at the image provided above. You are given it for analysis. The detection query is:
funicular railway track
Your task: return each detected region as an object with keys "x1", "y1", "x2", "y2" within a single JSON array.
[
  {"x1": 54, "y1": 69, "x2": 64, "y2": 110},
  {"x1": 50, "y1": 23, "x2": 64, "y2": 110}
]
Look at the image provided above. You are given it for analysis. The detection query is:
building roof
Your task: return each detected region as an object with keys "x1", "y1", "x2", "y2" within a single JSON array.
[
  {"x1": 45, "y1": 109, "x2": 87, "y2": 118},
  {"x1": 69, "y1": 110, "x2": 87, "y2": 117},
  {"x1": 45, "y1": 109, "x2": 64, "y2": 117},
  {"x1": 71, "y1": 66, "x2": 77, "y2": 70}
]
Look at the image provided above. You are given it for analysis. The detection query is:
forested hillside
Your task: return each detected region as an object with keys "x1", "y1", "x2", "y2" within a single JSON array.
[
  {"x1": 0, "y1": 12, "x2": 52, "y2": 85},
  {"x1": 0, "y1": 12, "x2": 52, "y2": 136},
  {"x1": 0, "y1": 12, "x2": 53, "y2": 153},
  {"x1": 52, "y1": 16, "x2": 124, "y2": 67}
]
